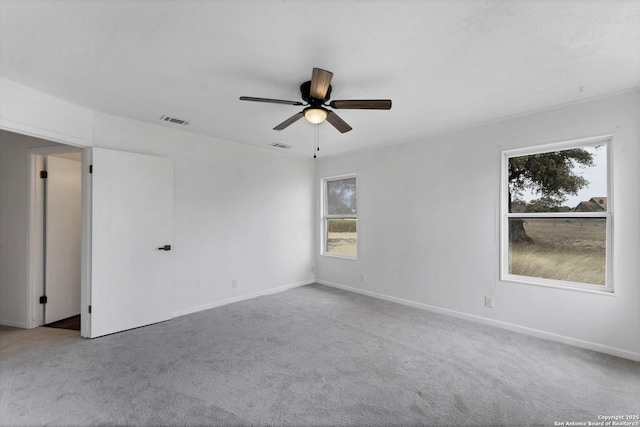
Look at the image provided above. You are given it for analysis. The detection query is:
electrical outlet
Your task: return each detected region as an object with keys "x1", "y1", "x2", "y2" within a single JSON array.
[
  {"x1": 310, "y1": 265, "x2": 315, "y2": 274},
  {"x1": 484, "y1": 296, "x2": 494, "y2": 308},
  {"x1": 359, "y1": 274, "x2": 365, "y2": 282},
  {"x1": 232, "y1": 280, "x2": 238, "y2": 289}
]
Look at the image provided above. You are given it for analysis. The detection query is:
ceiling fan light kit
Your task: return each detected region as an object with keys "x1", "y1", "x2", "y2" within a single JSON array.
[
  {"x1": 239, "y1": 67, "x2": 392, "y2": 134},
  {"x1": 304, "y1": 108, "x2": 327, "y2": 124}
]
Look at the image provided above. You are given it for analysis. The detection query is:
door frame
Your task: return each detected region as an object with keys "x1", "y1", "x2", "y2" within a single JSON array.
[{"x1": 27, "y1": 144, "x2": 92, "y2": 337}]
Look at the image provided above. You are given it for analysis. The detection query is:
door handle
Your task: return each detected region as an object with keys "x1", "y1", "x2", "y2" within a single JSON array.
[{"x1": 157, "y1": 245, "x2": 171, "y2": 251}]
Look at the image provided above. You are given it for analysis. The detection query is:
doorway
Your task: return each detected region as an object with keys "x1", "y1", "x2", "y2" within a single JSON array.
[
  {"x1": 25, "y1": 145, "x2": 175, "y2": 339},
  {"x1": 28, "y1": 146, "x2": 84, "y2": 332}
]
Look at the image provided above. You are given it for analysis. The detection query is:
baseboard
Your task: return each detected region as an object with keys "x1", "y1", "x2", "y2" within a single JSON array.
[
  {"x1": 172, "y1": 279, "x2": 314, "y2": 319},
  {"x1": 317, "y1": 280, "x2": 640, "y2": 362},
  {"x1": 0, "y1": 319, "x2": 30, "y2": 329}
]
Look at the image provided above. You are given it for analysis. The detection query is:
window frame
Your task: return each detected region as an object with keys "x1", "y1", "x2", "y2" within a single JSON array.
[
  {"x1": 321, "y1": 173, "x2": 358, "y2": 260},
  {"x1": 500, "y1": 136, "x2": 613, "y2": 293}
]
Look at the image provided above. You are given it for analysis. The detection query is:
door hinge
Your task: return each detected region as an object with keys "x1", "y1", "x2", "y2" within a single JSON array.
[
  {"x1": 39, "y1": 170, "x2": 48, "y2": 179},
  {"x1": 39, "y1": 295, "x2": 48, "y2": 304},
  {"x1": 88, "y1": 305, "x2": 92, "y2": 314},
  {"x1": 89, "y1": 165, "x2": 93, "y2": 174}
]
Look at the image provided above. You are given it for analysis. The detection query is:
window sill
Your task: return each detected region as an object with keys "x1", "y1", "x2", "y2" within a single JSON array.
[
  {"x1": 321, "y1": 252, "x2": 357, "y2": 261},
  {"x1": 501, "y1": 275, "x2": 615, "y2": 296}
]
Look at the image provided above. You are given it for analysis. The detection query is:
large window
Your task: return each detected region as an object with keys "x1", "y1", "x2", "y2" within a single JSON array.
[
  {"x1": 502, "y1": 137, "x2": 611, "y2": 292},
  {"x1": 322, "y1": 174, "x2": 357, "y2": 258}
]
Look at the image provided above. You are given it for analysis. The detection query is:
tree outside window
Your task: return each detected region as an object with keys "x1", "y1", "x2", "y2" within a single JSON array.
[{"x1": 503, "y1": 139, "x2": 610, "y2": 290}]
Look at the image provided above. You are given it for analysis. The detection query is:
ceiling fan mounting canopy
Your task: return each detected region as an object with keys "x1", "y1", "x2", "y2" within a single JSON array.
[{"x1": 239, "y1": 67, "x2": 392, "y2": 133}]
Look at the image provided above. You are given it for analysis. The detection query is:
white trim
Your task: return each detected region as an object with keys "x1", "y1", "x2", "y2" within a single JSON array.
[
  {"x1": 321, "y1": 252, "x2": 358, "y2": 261},
  {"x1": 0, "y1": 119, "x2": 91, "y2": 148},
  {"x1": 322, "y1": 172, "x2": 358, "y2": 182},
  {"x1": 80, "y1": 148, "x2": 92, "y2": 338},
  {"x1": 500, "y1": 275, "x2": 617, "y2": 295},
  {"x1": 172, "y1": 280, "x2": 314, "y2": 318},
  {"x1": 27, "y1": 145, "x2": 86, "y2": 156},
  {"x1": 26, "y1": 145, "x2": 91, "y2": 336},
  {"x1": 0, "y1": 118, "x2": 92, "y2": 148},
  {"x1": 506, "y1": 212, "x2": 608, "y2": 218},
  {"x1": 316, "y1": 280, "x2": 640, "y2": 362},
  {"x1": 26, "y1": 153, "x2": 45, "y2": 328}
]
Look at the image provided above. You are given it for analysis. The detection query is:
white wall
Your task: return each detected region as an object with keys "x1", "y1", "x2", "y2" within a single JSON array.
[
  {"x1": 92, "y1": 113, "x2": 317, "y2": 315},
  {"x1": 316, "y1": 90, "x2": 640, "y2": 360},
  {"x1": 0, "y1": 78, "x2": 316, "y2": 327},
  {"x1": 0, "y1": 131, "x2": 62, "y2": 327}
]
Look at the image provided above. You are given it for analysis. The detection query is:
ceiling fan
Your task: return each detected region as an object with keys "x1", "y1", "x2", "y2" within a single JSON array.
[{"x1": 239, "y1": 68, "x2": 392, "y2": 133}]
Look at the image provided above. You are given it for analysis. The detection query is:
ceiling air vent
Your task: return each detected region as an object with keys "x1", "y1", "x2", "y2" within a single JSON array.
[
  {"x1": 160, "y1": 115, "x2": 190, "y2": 126},
  {"x1": 269, "y1": 142, "x2": 291, "y2": 149}
]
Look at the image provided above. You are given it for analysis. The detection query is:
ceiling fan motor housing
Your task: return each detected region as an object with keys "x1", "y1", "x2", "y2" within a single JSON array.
[{"x1": 300, "y1": 81, "x2": 332, "y2": 106}]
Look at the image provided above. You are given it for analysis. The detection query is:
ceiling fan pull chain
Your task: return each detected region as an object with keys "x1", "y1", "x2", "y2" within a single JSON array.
[
  {"x1": 313, "y1": 124, "x2": 317, "y2": 158},
  {"x1": 313, "y1": 124, "x2": 320, "y2": 158}
]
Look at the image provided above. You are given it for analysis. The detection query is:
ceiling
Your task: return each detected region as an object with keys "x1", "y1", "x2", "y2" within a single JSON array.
[{"x1": 1, "y1": 0, "x2": 639, "y2": 158}]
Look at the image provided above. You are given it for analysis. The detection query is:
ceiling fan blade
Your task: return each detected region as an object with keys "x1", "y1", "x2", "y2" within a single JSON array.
[
  {"x1": 240, "y1": 96, "x2": 304, "y2": 106},
  {"x1": 310, "y1": 68, "x2": 333, "y2": 100},
  {"x1": 274, "y1": 111, "x2": 305, "y2": 130},
  {"x1": 325, "y1": 111, "x2": 352, "y2": 133},
  {"x1": 329, "y1": 99, "x2": 392, "y2": 110}
]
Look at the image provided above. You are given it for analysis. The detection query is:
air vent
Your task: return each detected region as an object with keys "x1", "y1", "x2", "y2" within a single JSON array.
[
  {"x1": 270, "y1": 142, "x2": 291, "y2": 149},
  {"x1": 160, "y1": 115, "x2": 190, "y2": 126}
]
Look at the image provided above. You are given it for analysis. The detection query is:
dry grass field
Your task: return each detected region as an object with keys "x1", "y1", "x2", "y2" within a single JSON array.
[
  {"x1": 326, "y1": 219, "x2": 357, "y2": 256},
  {"x1": 327, "y1": 232, "x2": 357, "y2": 256},
  {"x1": 509, "y1": 218, "x2": 606, "y2": 285}
]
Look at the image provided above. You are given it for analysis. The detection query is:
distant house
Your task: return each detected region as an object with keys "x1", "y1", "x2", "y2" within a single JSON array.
[{"x1": 573, "y1": 197, "x2": 607, "y2": 212}]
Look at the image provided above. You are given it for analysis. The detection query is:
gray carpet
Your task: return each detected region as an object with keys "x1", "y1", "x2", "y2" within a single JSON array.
[{"x1": 1, "y1": 284, "x2": 638, "y2": 426}]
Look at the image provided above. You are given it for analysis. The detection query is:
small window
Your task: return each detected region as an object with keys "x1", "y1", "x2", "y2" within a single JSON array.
[
  {"x1": 502, "y1": 138, "x2": 611, "y2": 291},
  {"x1": 322, "y1": 174, "x2": 357, "y2": 258}
]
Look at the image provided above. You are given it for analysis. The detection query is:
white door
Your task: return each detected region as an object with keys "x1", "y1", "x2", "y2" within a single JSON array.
[
  {"x1": 45, "y1": 156, "x2": 82, "y2": 324},
  {"x1": 89, "y1": 148, "x2": 174, "y2": 338}
]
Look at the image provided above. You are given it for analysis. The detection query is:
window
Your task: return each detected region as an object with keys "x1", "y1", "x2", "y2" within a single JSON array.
[
  {"x1": 501, "y1": 137, "x2": 611, "y2": 292},
  {"x1": 322, "y1": 174, "x2": 357, "y2": 258}
]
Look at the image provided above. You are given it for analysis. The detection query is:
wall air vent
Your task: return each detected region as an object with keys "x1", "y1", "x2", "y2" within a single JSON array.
[
  {"x1": 160, "y1": 115, "x2": 190, "y2": 126},
  {"x1": 269, "y1": 142, "x2": 291, "y2": 149}
]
